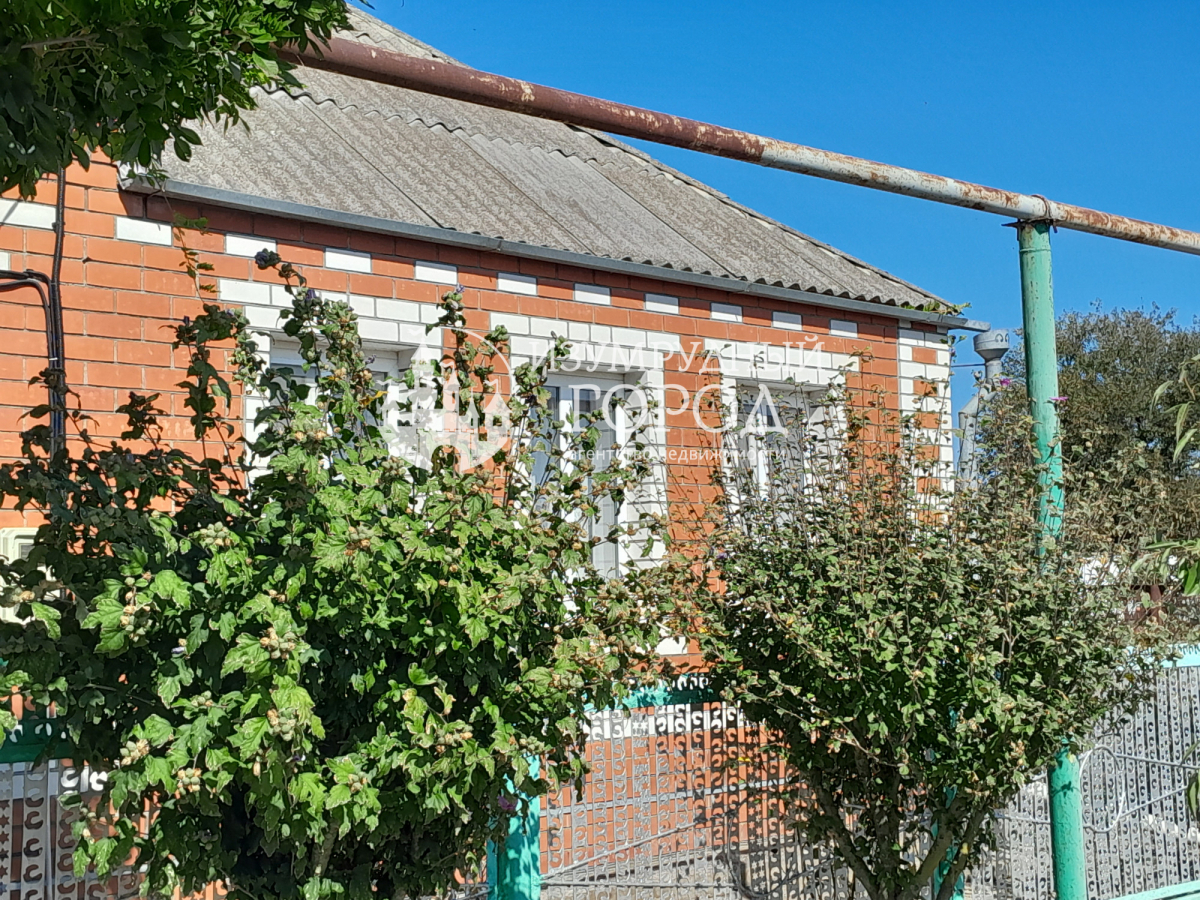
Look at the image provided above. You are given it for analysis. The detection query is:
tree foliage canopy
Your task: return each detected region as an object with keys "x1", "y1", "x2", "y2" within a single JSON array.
[
  {"x1": 690, "y1": 391, "x2": 1165, "y2": 900},
  {"x1": 0, "y1": 0, "x2": 349, "y2": 196},
  {"x1": 0, "y1": 254, "x2": 676, "y2": 899}
]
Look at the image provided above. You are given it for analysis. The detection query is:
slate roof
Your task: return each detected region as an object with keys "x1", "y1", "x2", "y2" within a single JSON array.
[{"x1": 160, "y1": 9, "x2": 951, "y2": 313}]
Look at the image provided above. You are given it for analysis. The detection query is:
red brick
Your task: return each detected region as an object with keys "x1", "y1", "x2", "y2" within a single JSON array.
[
  {"x1": 394, "y1": 237, "x2": 439, "y2": 261},
  {"x1": 70, "y1": 335, "x2": 117, "y2": 362},
  {"x1": 61, "y1": 310, "x2": 85, "y2": 334},
  {"x1": 0, "y1": 229, "x2": 22, "y2": 252},
  {"x1": 25, "y1": 230, "x2": 84, "y2": 259},
  {"x1": 192, "y1": 253, "x2": 251, "y2": 281},
  {"x1": 86, "y1": 313, "x2": 142, "y2": 339},
  {"x1": 84, "y1": 237, "x2": 143, "y2": 266},
  {"x1": 64, "y1": 209, "x2": 115, "y2": 238},
  {"x1": 0, "y1": 356, "x2": 25, "y2": 381},
  {"x1": 348, "y1": 233, "x2": 395, "y2": 256},
  {"x1": 595, "y1": 271, "x2": 630, "y2": 290},
  {"x1": 436, "y1": 246, "x2": 481, "y2": 268},
  {"x1": 373, "y1": 258, "x2": 414, "y2": 280},
  {"x1": 187, "y1": 206, "x2": 252, "y2": 236},
  {"x1": 24, "y1": 254, "x2": 84, "y2": 285},
  {"x1": 0, "y1": 305, "x2": 26, "y2": 330},
  {"x1": 518, "y1": 296, "x2": 559, "y2": 319},
  {"x1": 116, "y1": 341, "x2": 171, "y2": 367},
  {"x1": 67, "y1": 162, "x2": 119, "y2": 189},
  {"x1": 114, "y1": 290, "x2": 171, "y2": 319},
  {"x1": 592, "y1": 307, "x2": 630, "y2": 327},
  {"x1": 63, "y1": 184, "x2": 87, "y2": 210},
  {"x1": 276, "y1": 243, "x2": 323, "y2": 267},
  {"x1": 517, "y1": 258, "x2": 558, "y2": 279},
  {"x1": 73, "y1": 385, "x2": 117, "y2": 412},
  {"x1": 60, "y1": 285, "x2": 115, "y2": 312},
  {"x1": 87, "y1": 189, "x2": 140, "y2": 216},
  {"x1": 539, "y1": 280, "x2": 572, "y2": 301},
  {"x1": 694, "y1": 320, "x2": 729, "y2": 340},
  {"x1": 393, "y1": 281, "x2": 443, "y2": 303},
  {"x1": 144, "y1": 269, "x2": 197, "y2": 295},
  {"x1": 303, "y1": 269, "x2": 350, "y2": 292},
  {"x1": 302, "y1": 224, "x2": 349, "y2": 249},
  {"x1": 479, "y1": 291, "x2": 519, "y2": 313},
  {"x1": 86, "y1": 262, "x2": 141, "y2": 290},
  {"x1": 349, "y1": 273, "x2": 394, "y2": 297},
  {"x1": 254, "y1": 218, "x2": 304, "y2": 242},
  {"x1": 144, "y1": 368, "x2": 186, "y2": 392},
  {"x1": 628, "y1": 311, "x2": 665, "y2": 331},
  {"x1": 458, "y1": 271, "x2": 493, "y2": 290},
  {"x1": 87, "y1": 363, "x2": 143, "y2": 389}
]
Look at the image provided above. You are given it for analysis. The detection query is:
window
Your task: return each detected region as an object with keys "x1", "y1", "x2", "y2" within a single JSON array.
[
  {"x1": 730, "y1": 382, "x2": 822, "y2": 497},
  {"x1": 531, "y1": 376, "x2": 642, "y2": 577}
]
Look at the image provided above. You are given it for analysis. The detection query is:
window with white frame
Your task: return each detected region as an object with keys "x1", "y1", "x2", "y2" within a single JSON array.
[
  {"x1": 729, "y1": 381, "x2": 824, "y2": 497},
  {"x1": 530, "y1": 374, "x2": 646, "y2": 578}
]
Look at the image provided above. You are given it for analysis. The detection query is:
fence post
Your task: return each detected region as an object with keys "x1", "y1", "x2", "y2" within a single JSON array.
[{"x1": 492, "y1": 759, "x2": 541, "y2": 900}]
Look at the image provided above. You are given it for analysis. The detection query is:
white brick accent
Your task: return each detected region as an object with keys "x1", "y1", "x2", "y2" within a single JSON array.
[
  {"x1": 376, "y1": 299, "x2": 421, "y2": 322},
  {"x1": 399, "y1": 324, "x2": 431, "y2": 345},
  {"x1": 0, "y1": 199, "x2": 56, "y2": 230},
  {"x1": 530, "y1": 318, "x2": 563, "y2": 338},
  {"x1": 270, "y1": 285, "x2": 293, "y2": 307},
  {"x1": 568, "y1": 322, "x2": 590, "y2": 342},
  {"x1": 645, "y1": 293, "x2": 679, "y2": 315},
  {"x1": 226, "y1": 234, "x2": 276, "y2": 257},
  {"x1": 244, "y1": 305, "x2": 282, "y2": 330},
  {"x1": 325, "y1": 248, "x2": 372, "y2": 273},
  {"x1": 573, "y1": 284, "x2": 610, "y2": 306},
  {"x1": 358, "y1": 318, "x2": 398, "y2": 342},
  {"x1": 830, "y1": 319, "x2": 858, "y2": 337},
  {"x1": 511, "y1": 336, "x2": 550, "y2": 359},
  {"x1": 115, "y1": 216, "x2": 173, "y2": 246},
  {"x1": 773, "y1": 310, "x2": 802, "y2": 328},
  {"x1": 218, "y1": 279, "x2": 273, "y2": 306},
  {"x1": 491, "y1": 313, "x2": 530, "y2": 335},
  {"x1": 0, "y1": 251, "x2": 9, "y2": 270},
  {"x1": 497, "y1": 272, "x2": 537, "y2": 295},
  {"x1": 711, "y1": 302, "x2": 743, "y2": 324},
  {"x1": 348, "y1": 295, "x2": 375, "y2": 317},
  {"x1": 414, "y1": 260, "x2": 457, "y2": 284},
  {"x1": 419, "y1": 304, "x2": 442, "y2": 325}
]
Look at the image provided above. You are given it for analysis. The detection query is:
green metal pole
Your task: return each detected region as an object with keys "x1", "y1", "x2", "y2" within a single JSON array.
[{"x1": 1017, "y1": 220, "x2": 1085, "y2": 900}]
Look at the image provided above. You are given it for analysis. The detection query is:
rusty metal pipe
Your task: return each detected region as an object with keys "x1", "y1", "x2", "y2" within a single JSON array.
[{"x1": 283, "y1": 38, "x2": 1200, "y2": 256}]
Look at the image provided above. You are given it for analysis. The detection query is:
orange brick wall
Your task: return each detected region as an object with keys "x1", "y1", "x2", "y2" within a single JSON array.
[{"x1": 0, "y1": 162, "x2": 940, "y2": 532}]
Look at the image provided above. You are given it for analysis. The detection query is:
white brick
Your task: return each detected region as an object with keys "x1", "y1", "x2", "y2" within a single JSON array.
[
  {"x1": 648, "y1": 333, "x2": 682, "y2": 354},
  {"x1": 0, "y1": 251, "x2": 9, "y2": 270},
  {"x1": 324, "y1": 249, "x2": 372, "y2": 273},
  {"x1": 358, "y1": 318, "x2": 398, "y2": 342},
  {"x1": 766, "y1": 344, "x2": 784, "y2": 364},
  {"x1": 530, "y1": 317, "x2": 563, "y2": 338},
  {"x1": 347, "y1": 295, "x2": 375, "y2": 317},
  {"x1": 511, "y1": 336, "x2": 550, "y2": 359},
  {"x1": 0, "y1": 199, "x2": 56, "y2": 230},
  {"x1": 568, "y1": 322, "x2": 590, "y2": 342},
  {"x1": 376, "y1": 299, "x2": 420, "y2": 322},
  {"x1": 645, "y1": 293, "x2": 679, "y2": 315},
  {"x1": 491, "y1": 313, "x2": 530, "y2": 336},
  {"x1": 590, "y1": 325, "x2": 612, "y2": 344},
  {"x1": 115, "y1": 216, "x2": 172, "y2": 246},
  {"x1": 830, "y1": 319, "x2": 858, "y2": 337},
  {"x1": 898, "y1": 344, "x2": 913, "y2": 362},
  {"x1": 244, "y1": 305, "x2": 282, "y2": 330},
  {"x1": 226, "y1": 234, "x2": 276, "y2": 257},
  {"x1": 399, "y1": 324, "x2": 431, "y2": 345},
  {"x1": 773, "y1": 309, "x2": 802, "y2": 329},
  {"x1": 711, "y1": 302, "x2": 742, "y2": 324},
  {"x1": 418, "y1": 303, "x2": 444, "y2": 325},
  {"x1": 753, "y1": 363, "x2": 784, "y2": 382},
  {"x1": 219, "y1": 279, "x2": 272, "y2": 306},
  {"x1": 899, "y1": 360, "x2": 929, "y2": 380},
  {"x1": 574, "y1": 284, "x2": 611, "y2": 306},
  {"x1": 497, "y1": 272, "x2": 537, "y2": 295},
  {"x1": 268, "y1": 285, "x2": 292, "y2": 307},
  {"x1": 612, "y1": 327, "x2": 646, "y2": 348},
  {"x1": 414, "y1": 260, "x2": 457, "y2": 284}
]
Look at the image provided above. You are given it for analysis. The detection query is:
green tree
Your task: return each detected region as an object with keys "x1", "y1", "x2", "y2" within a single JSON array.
[
  {"x1": 690, "y1": 390, "x2": 1165, "y2": 900},
  {"x1": 0, "y1": 254, "x2": 675, "y2": 899},
  {"x1": 0, "y1": 0, "x2": 349, "y2": 196},
  {"x1": 1000, "y1": 305, "x2": 1200, "y2": 484}
]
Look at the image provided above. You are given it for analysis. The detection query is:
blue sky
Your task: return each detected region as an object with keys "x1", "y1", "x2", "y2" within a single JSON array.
[{"x1": 365, "y1": 0, "x2": 1200, "y2": 408}]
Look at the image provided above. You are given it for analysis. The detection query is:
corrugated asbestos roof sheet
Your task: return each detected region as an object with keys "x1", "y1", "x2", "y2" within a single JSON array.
[{"x1": 161, "y1": 9, "x2": 950, "y2": 313}]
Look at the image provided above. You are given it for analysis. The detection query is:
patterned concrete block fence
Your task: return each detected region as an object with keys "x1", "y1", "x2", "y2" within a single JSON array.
[{"x1": 4, "y1": 665, "x2": 1200, "y2": 900}]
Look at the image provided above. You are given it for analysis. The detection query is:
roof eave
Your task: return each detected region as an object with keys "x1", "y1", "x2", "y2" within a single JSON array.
[{"x1": 122, "y1": 175, "x2": 989, "y2": 333}]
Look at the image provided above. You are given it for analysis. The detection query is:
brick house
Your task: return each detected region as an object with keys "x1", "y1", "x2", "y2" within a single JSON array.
[{"x1": 0, "y1": 10, "x2": 985, "y2": 897}]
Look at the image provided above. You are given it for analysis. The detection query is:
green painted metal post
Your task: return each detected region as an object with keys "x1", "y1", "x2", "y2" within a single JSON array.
[
  {"x1": 1017, "y1": 220, "x2": 1085, "y2": 900},
  {"x1": 491, "y1": 759, "x2": 542, "y2": 900}
]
